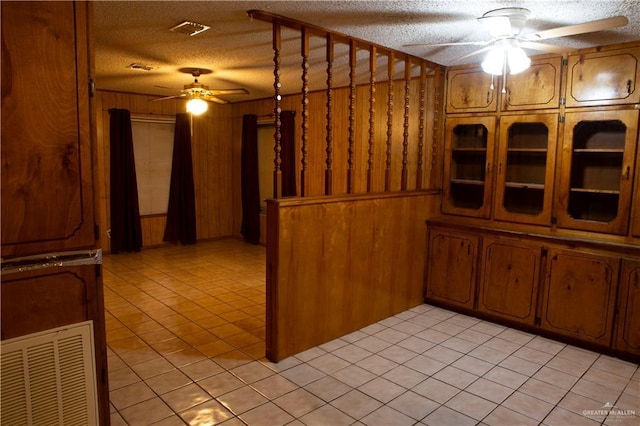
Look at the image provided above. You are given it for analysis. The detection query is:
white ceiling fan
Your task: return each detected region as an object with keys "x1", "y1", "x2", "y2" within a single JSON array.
[{"x1": 405, "y1": 8, "x2": 629, "y2": 67}]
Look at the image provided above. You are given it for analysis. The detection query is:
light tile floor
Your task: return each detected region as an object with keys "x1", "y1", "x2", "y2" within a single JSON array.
[{"x1": 104, "y1": 239, "x2": 640, "y2": 426}]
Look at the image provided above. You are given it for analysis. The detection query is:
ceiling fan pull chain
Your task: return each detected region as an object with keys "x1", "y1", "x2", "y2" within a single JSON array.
[
  {"x1": 502, "y1": 51, "x2": 507, "y2": 94},
  {"x1": 490, "y1": 74, "x2": 495, "y2": 91}
]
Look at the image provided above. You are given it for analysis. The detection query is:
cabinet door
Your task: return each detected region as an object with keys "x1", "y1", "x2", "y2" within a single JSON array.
[
  {"x1": 1, "y1": 1, "x2": 95, "y2": 258},
  {"x1": 566, "y1": 46, "x2": 640, "y2": 108},
  {"x1": 442, "y1": 116, "x2": 496, "y2": 218},
  {"x1": 425, "y1": 229, "x2": 479, "y2": 310},
  {"x1": 446, "y1": 67, "x2": 498, "y2": 113},
  {"x1": 541, "y1": 249, "x2": 619, "y2": 346},
  {"x1": 614, "y1": 259, "x2": 640, "y2": 356},
  {"x1": 556, "y1": 109, "x2": 638, "y2": 235},
  {"x1": 633, "y1": 147, "x2": 640, "y2": 238},
  {"x1": 478, "y1": 238, "x2": 541, "y2": 325},
  {"x1": 494, "y1": 114, "x2": 558, "y2": 225},
  {"x1": 502, "y1": 56, "x2": 563, "y2": 111}
]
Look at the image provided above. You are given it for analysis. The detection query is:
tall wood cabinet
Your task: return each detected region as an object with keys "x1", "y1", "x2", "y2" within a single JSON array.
[
  {"x1": 1, "y1": 2, "x2": 109, "y2": 425},
  {"x1": 556, "y1": 109, "x2": 639, "y2": 235}
]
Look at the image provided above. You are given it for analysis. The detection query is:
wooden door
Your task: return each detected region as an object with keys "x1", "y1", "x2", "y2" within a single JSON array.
[
  {"x1": 494, "y1": 114, "x2": 558, "y2": 225},
  {"x1": 614, "y1": 259, "x2": 640, "y2": 357},
  {"x1": 442, "y1": 116, "x2": 496, "y2": 218},
  {"x1": 541, "y1": 249, "x2": 619, "y2": 346},
  {"x1": 425, "y1": 228, "x2": 479, "y2": 310},
  {"x1": 1, "y1": 1, "x2": 95, "y2": 258},
  {"x1": 446, "y1": 66, "x2": 498, "y2": 113},
  {"x1": 556, "y1": 109, "x2": 638, "y2": 235},
  {"x1": 478, "y1": 238, "x2": 541, "y2": 325},
  {"x1": 566, "y1": 45, "x2": 640, "y2": 108},
  {"x1": 502, "y1": 55, "x2": 563, "y2": 111}
]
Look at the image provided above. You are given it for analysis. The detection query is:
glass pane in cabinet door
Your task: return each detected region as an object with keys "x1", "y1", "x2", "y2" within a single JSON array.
[
  {"x1": 568, "y1": 120, "x2": 626, "y2": 222},
  {"x1": 503, "y1": 123, "x2": 548, "y2": 215},
  {"x1": 450, "y1": 124, "x2": 487, "y2": 209}
]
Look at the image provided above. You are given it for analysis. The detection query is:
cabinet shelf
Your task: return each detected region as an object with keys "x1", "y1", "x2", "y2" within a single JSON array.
[
  {"x1": 505, "y1": 182, "x2": 545, "y2": 190},
  {"x1": 507, "y1": 148, "x2": 548, "y2": 153},
  {"x1": 452, "y1": 148, "x2": 487, "y2": 152},
  {"x1": 573, "y1": 149, "x2": 625, "y2": 154},
  {"x1": 570, "y1": 187, "x2": 620, "y2": 195},
  {"x1": 451, "y1": 179, "x2": 485, "y2": 186}
]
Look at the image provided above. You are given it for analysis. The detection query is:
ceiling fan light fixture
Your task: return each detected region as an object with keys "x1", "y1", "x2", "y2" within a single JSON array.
[
  {"x1": 481, "y1": 48, "x2": 505, "y2": 75},
  {"x1": 507, "y1": 47, "x2": 531, "y2": 74},
  {"x1": 186, "y1": 98, "x2": 208, "y2": 115}
]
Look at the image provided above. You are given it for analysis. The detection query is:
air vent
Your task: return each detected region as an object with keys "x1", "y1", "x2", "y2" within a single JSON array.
[
  {"x1": 169, "y1": 21, "x2": 211, "y2": 36},
  {"x1": 1, "y1": 321, "x2": 98, "y2": 426},
  {"x1": 127, "y1": 63, "x2": 154, "y2": 71}
]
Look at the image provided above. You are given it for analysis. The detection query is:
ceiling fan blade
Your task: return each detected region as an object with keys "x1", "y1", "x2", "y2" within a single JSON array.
[
  {"x1": 150, "y1": 95, "x2": 184, "y2": 102},
  {"x1": 210, "y1": 88, "x2": 249, "y2": 95},
  {"x1": 404, "y1": 40, "x2": 489, "y2": 48},
  {"x1": 449, "y1": 45, "x2": 495, "y2": 64},
  {"x1": 519, "y1": 41, "x2": 571, "y2": 54},
  {"x1": 204, "y1": 95, "x2": 228, "y2": 104},
  {"x1": 524, "y1": 15, "x2": 628, "y2": 41}
]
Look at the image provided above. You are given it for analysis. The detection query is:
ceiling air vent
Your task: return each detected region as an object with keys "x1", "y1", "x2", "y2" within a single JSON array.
[{"x1": 169, "y1": 21, "x2": 211, "y2": 36}]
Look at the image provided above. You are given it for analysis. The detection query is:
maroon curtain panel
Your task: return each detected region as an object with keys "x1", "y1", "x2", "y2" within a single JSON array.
[
  {"x1": 281, "y1": 110, "x2": 297, "y2": 197},
  {"x1": 163, "y1": 113, "x2": 196, "y2": 244},
  {"x1": 241, "y1": 114, "x2": 260, "y2": 244},
  {"x1": 109, "y1": 108, "x2": 142, "y2": 253}
]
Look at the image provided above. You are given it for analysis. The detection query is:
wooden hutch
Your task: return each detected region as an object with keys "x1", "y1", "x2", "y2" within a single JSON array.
[{"x1": 427, "y1": 41, "x2": 640, "y2": 362}]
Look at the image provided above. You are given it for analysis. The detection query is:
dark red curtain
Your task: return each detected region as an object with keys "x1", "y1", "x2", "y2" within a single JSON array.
[
  {"x1": 109, "y1": 108, "x2": 142, "y2": 253},
  {"x1": 163, "y1": 113, "x2": 196, "y2": 244},
  {"x1": 241, "y1": 114, "x2": 260, "y2": 244},
  {"x1": 281, "y1": 110, "x2": 297, "y2": 197}
]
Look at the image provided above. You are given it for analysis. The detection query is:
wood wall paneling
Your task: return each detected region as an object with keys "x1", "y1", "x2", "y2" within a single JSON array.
[{"x1": 266, "y1": 192, "x2": 438, "y2": 361}]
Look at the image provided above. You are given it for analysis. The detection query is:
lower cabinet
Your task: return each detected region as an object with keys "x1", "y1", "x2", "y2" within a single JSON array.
[
  {"x1": 614, "y1": 259, "x2": 640, "y2": 356},
  {"x1": 425, "y1": 222, "x2": 639, "y2": 360},
  {"x1": 540, "y1": 249, "x2": 619, "y2": 346},
  {"x1": 425, "y1": 228, "x2": 478, "y2": 310},
  {"x1": 477, "y1": 238, "x2": 541, "y2": 326}
]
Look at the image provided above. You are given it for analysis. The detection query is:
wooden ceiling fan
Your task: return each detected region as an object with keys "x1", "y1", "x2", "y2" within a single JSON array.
[
  {"x1": 152, "y1": 68, "x2": 249, "y2": 104},
  {"x1": 404, "y1": 8, "x2": 629, "y2": 63}
]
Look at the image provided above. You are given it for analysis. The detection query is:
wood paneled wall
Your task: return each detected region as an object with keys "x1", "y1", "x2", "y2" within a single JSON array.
[
  {"x1": 96, "y1": 77, "x2": 444, "y2": 252},
  {"x1": 94, "y1": 91, "x2": 234, "y2": 252},
  {"x1": 265, "y1": 191, "x2": 439, "y2": 361}
]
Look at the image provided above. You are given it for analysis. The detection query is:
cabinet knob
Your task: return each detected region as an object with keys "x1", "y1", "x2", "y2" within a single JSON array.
[{"x1": 623, "y1": 166, "x2": 630, "y2": 180}]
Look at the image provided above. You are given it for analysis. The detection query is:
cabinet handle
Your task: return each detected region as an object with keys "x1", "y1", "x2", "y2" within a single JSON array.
[
  {"x1": 486, "y1": 162, "x2": 491, "y2": 174},
  {"x1": 627, "y1": 79, "x2": 632, "y2": 95},
  {"x1": 623, "y1": 166, "x2": 630, "y2": 180},
  {"x1": 498, "y1": 162, "x2": 502, "y2": 174},
  {"x1": 487, "y1": 91, "x2": 491, "y2": 104}
]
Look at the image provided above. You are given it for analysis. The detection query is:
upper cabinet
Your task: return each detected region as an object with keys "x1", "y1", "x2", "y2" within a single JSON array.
[
  {"x1": 556, "y1": 109, "x2": 639, "y2": 235},
  {"x1": 1, "y1": 1, "x2": 96, "y2": 257},
  {"x1": 502, "y1": 56, "x2": 563, "y2": 111},
  {"x1": 446, "y1": 67, "x2": 498, "y2": 113},
  {"x1": 493, "y1": 114, "x2": 558, "y2": 225},
  {"x1": 566, "y1": 46, "x2": 640, "y2": 108},
  {"x1": 442, "y1": 116, "x2": 496, "y2": 218}
]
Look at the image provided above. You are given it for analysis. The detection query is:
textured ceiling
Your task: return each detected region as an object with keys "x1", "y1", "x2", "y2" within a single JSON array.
[{"x1": 94, "y1": 0, "x2": 640, "y2": 103}]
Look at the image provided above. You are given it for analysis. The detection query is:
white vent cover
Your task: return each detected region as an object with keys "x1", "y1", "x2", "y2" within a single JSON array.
[
  {"x1": 1, "y1": 321, "x2": 99, "y2": 426},
  {"x1": 169, "y1": 20, "x2": 210, "y2": 36}
]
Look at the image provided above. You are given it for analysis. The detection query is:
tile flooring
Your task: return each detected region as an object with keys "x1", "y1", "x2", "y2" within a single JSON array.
[{"x1": 104, "y1": 239, "x2": 639, "y2": 426}]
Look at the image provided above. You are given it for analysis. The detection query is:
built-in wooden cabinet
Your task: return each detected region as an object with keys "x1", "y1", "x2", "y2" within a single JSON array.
[
  {"x1": 425, "y1": 222, "x2": 639, "y2": 360},
  {"x1": 614, "y1": 259, "x2": 640, "y2": 357},
  {"x1": 446, "y1": 67, "x2": 497, "y2": 113},
  {"x1": 0, "y1": 2, "x2": 109, "y2": 425},
  {"x1": 494, "y1": 114, "x2": 558, "y2": 225},
  {"x1": 1, "y1": 1, "x2": 96, "y2": 258},
  {"x1": 425, "y1": 228, "x2": 478, "y2": 310},
  {"x1": 477, "y1": 238, "x2": 541, "y2": 326},
  {"x1": 442, "y1": 116, "x2": 496, "y2": 218},
  {"x1": 556, "y1": 109, "x2": 638, "y2": 235},
  {"x1": 540, "y1": 249, "x2": 619, "y2": 346},
  {"x1": 502, "y1": 55, "x2": 563, "y2": 111},
  {"x1": 565, "y1": 46, "x2": 640, "y2": 108}
]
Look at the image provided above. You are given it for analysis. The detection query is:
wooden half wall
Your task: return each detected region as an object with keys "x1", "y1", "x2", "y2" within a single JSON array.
[{"x1": 266, "y1": 190, "x2": 438, "y2": 361}]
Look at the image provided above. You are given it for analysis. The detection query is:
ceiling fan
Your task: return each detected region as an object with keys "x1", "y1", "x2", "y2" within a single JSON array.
[
  {"x1": 405, "y1": 8, "x2": 629, "y2": 66},
  {"x1": 152, "y1": 68, "x2": 249, "y2": 105}
]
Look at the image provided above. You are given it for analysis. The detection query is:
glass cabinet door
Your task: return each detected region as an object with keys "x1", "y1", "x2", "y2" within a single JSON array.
[
  {"x1": 556, "y1": 109, "x2": 638, "y2": 235},
  {"x1": 494, "y1": 114, "x2": 558, "y2": 225},
  {"x1": 442, "y1": 116, "x2": 495, "y2": 218}
]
